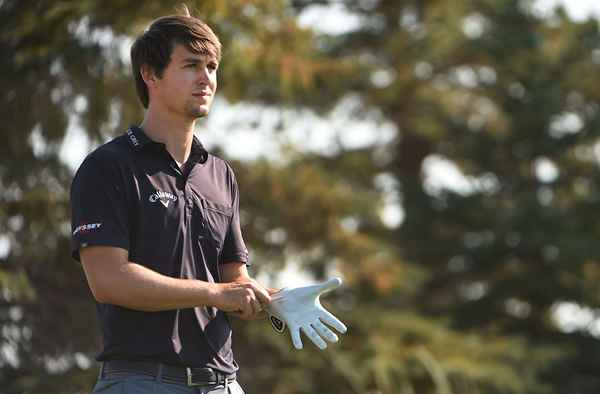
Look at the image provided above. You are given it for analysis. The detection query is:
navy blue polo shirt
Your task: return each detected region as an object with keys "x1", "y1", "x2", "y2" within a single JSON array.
[{"x1": 70, "y1": 126, "x2": 248, "y2": 374}]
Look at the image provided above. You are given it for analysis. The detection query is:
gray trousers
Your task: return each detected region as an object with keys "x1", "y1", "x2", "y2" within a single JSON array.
[{"x1": 91, "y1": 371, "x2": 245, "y2": 394}]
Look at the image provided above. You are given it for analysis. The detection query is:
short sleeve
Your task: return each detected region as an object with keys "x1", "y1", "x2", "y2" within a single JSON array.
[
  {"x1": 219, "y1": 169, "x2": 249, "y2": 265},
  {"x1": 70, "y1": 151, "x2": 130, "y2": 261}
]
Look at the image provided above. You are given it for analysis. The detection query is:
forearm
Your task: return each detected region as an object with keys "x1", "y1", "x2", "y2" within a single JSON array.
[
  {"x1": 81, "y1": 246, "x2": 270, "y2": 315},
  {"x1": 96, "y1": 261, "x2": 214, "y2": 312}
]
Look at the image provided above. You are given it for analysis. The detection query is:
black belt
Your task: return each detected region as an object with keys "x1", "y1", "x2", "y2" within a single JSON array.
[{"x1": 101, "y1": 360, "x2": 236, "y2": 387}]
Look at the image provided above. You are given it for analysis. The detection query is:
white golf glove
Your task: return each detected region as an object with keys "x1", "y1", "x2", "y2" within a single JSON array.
[{"x1": 266, "y1": 277, "x2": 347, "y2": 350}]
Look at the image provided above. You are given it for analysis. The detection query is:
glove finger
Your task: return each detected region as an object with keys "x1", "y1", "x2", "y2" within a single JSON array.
[
  {"x1": 301, "y1": 325, "x2": 327, "y2": 350},
  {"x1": 290, "y1": 327, "x2": 303, "y2": 350},
  {"x1": 315, "y1": 277, "x2": 342, "y2": 295},
  {"x1": 296, "y1": 277, "x2": 342, "y2": 299},
  {"x1": 313, "y1": 320, "x2": 339, "y2": 343},
  {"x1": 319, "y1": 309, "x2": 347, "y2": 334}
]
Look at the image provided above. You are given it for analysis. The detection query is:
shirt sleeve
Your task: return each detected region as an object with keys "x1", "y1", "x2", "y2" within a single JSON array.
[
  {"x1": 219, "y1": 168, "x2": 249, "y2": 265},
  {"x1": 70, "y1": 150, "x2": 130, "y2": 261}
]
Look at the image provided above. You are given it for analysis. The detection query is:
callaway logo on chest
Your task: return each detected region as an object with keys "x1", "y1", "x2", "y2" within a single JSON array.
[{"x1": 149, "y1": 190, "x2": 178, "y2": 207}]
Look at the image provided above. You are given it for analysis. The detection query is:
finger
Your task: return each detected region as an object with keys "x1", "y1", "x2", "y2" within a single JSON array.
[
  {"x1": 268, "y1": 288, "x2": 282, "y2": 296},
  {"x1": 239, "y1": 302, "x2": 253, "y2": 320},
  {"x1": 319, "y1": 309, "x2": 347, "y2": 334},
  {"x1": 313, "y1": 320, "x2": 339, "y2": 343},
  {"x1": 304, "y1": 277, "x2": 342, "y2": 297},
  {"x1": 250, "y1": 297, "x2": 262, "y2": 316},
  {"x1": 301, "y1": 325, "x2": 327, "y2": 350},
  {"x1": 290, "y1": 327, "x2": 303, "y2": 350},
  {"x1": 248, "y1": 303, "x2": 266, "y2": 320},
  {"x1": 249, "y1": 283, "x2": 272, "y2": 305},
  {"x1": 318, "y1": 277, "x2": 342, "y2": 294}
]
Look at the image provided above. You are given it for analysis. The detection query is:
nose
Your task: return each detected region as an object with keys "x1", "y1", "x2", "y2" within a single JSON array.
[{"x1": 196, "y1": 66, "x2": 212, "y2": 85}]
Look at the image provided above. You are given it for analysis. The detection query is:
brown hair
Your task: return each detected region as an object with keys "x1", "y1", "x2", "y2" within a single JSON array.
[{"x1": 130, "y1": 5, "x2": 222, "y2": 108}]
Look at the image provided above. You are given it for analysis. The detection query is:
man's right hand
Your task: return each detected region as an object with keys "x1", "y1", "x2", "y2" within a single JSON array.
[{"x1": 211, "y1": 281, "x2": 271, "y2": 320}]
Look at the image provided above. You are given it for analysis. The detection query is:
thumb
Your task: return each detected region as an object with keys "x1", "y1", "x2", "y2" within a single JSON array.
[
  {"x1": 314, "y1": 277, "x2": 342, "y2": 295},
  {"x1": 273, "y1": 278, "x2": 343, "y2": 301}
]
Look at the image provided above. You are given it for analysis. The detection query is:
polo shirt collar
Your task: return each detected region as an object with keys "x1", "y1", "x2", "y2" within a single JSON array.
[
  {"x1": 189, "y1": 133, "x2": 209, "y2": 164},
  {"x1": 126, "y1": 125, "x2": 152, "y2": 150},
  {"x1": 126, "y1": 125, "x2": 208, "y2": 164}
]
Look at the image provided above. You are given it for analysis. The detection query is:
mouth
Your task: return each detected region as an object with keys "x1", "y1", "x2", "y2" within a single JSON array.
[
  {"x1": 192, "y1": 92, "x2": 212, "y2": 103},
  {"x1": 192, "y1": 91, "x2": 211, "y2": 97}
]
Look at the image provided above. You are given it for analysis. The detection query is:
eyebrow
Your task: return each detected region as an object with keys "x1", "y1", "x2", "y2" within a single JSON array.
[{"x1": 181, "y1": 57, "x2": 218, "y2": 65}]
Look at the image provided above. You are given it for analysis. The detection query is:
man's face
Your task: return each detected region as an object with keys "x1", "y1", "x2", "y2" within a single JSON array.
[{"x1": 150, "y1": 44, "x2": 218, "y2": 119}]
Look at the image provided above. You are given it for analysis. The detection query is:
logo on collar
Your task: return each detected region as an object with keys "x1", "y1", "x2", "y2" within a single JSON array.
[
  {"x1": 127, "y1": 128, "x2": 140, "y2": 147},
  {"x1": 149, "y1": 190, "x2": 178, "y2": 207}
]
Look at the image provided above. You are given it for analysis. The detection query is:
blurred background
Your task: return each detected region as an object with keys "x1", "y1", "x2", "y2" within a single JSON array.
[{"x1": 2, "y1": 0, "x2": 600, "y2": 393}]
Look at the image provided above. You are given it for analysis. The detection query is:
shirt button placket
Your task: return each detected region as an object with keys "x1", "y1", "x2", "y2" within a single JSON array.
[{"x1": 186, "y1": 193, "x2": 193, "y2": 215}]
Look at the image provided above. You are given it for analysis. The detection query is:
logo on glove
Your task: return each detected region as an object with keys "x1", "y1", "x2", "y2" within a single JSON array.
[
  {"x1": 265, "y1": 277, "x2": 347, "y2": 350},
  {"x1": 270, "y1": 315, "x2": 286, "y2": 333}
]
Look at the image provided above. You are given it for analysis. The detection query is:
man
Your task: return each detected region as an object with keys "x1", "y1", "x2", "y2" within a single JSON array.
[{"x1": 71, "y1": 7, "x2": 268, "y2": 394}]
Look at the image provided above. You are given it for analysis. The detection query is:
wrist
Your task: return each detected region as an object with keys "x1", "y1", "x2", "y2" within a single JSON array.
[{"x1": 199, "y1": 280, "x2": 219, "y2": 307}]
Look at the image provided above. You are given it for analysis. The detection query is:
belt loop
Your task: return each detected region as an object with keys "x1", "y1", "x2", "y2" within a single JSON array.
[
  {"x1": 97, "y1": 362, "x2": 105, "y2": 380},
  {"x1": 156, "y1": 363, "x2": 164, "y2": 382},
  {"x1": 225, "y1": 377, "x2": 229, "y2": 391}
]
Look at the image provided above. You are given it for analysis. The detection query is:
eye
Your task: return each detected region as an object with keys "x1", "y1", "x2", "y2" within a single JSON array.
[{"x1": 208, "y1": 63, "x2": 218, "y2": 71}]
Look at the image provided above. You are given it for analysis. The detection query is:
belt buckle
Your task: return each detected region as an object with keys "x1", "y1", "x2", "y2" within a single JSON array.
[{"x1": 186, "y1": 367, "x2": 202, "y2": 387}]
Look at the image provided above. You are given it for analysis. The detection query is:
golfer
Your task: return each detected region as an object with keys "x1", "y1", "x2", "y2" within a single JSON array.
[{"x1": 71, "y1": 7, "x2": 270, "y2": 393}]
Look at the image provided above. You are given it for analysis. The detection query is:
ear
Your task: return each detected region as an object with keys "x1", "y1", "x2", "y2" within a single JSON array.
[{"x1": 140, "y1": 64, "x2": 158, "y2": 87}]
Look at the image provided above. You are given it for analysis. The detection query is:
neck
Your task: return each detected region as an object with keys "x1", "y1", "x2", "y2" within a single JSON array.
[{"x1": 140, "y1": 105, "x2": 196, "y2": 165}]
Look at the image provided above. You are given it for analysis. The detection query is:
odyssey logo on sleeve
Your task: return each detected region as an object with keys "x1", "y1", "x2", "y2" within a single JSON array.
[
  {"x1": 73, "y1": 223, "x2": 102, "y2": 236},
  {"x1": 149, "y1": 190, "x2": 178, "y2": 208}
]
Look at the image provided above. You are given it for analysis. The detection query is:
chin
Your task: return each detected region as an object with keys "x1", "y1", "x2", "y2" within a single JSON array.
[
  {"x1": 194, "y1": 108, "x2": 210, "y2": 118},
  {"x1": 185, "y1": 105, "x2": 210, "y2": 119}
]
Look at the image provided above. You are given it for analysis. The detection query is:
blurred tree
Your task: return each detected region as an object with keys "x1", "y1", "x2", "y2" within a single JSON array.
[
  {"x1": 1, "y1": 0, "x2": 600, "y2": 393},
  {"x1": 280, "y1": 0, "x2": 600, "y2": 393}
]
